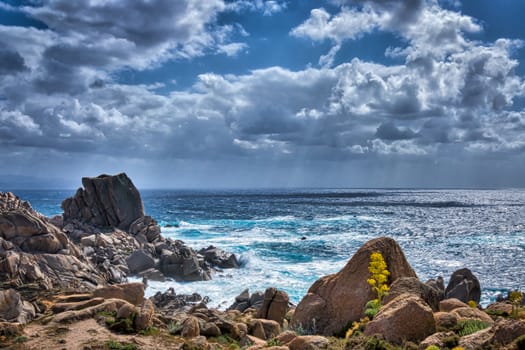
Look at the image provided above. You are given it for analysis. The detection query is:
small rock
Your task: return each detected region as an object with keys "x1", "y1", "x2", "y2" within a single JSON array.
[
  {"x1": 116, "y1": 303, "x2": 136, "y2": 319},
  {"x1": 249, "y1": 319, "x2": 281, "y2": 340},
  {"x1": 419, "y1": 331, "x2": 457, "y2": 349},
  {"x1": 275, "y1": 330, "x2": 297, "y2": 344},
  {"x1": 181, "y1": 316, "x2": 200, "y2": 338},
  {"x1": 434, "y1": 312, "x2": 458, "y2": 330},
  {"x1": 134, "y1": 299, "x2": 154, "y2": 331},
  {"x1": 439, "y1": 298, "x2": 468, "y2": 312},
  {"x1": 288, "y1": 335, "x2": 329, "y2": 350},
  {"x1": 486, "y1": 302, "x2": 513, "y2": 316},
  {"x1": 201, "y1": 322, "x2": 221, "y2": 337}
]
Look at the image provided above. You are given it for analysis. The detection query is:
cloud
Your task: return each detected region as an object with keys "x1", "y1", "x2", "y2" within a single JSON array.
[
  {"x1": 292, "y1": 0, "x2": 482, "y2": 66},
  {"x1": 0, "y1": 45, "x2": 28, "y2": 75},
  {"x1": 375, "y1": 122, "x2": 417, "y2": 140},
  {"x1": 217, "y1": 42, "x2": 248, "y2": 57},
  {"x1": 0, "y1": 0, "x2": 524, "y2": 187},
  {"x1": 227, "y1": 0, "x2": 287, "y2": 16},
  {"x1": 0, "y1": 0, "x2": 242, "y2": 95}
]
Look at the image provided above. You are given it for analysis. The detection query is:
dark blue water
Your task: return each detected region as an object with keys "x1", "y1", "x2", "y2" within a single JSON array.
[{"x1": 14, "y1": 188, "x2": 525, "y2": 307}]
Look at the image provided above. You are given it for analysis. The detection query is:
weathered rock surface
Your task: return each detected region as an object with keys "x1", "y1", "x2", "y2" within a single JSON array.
[
  {"x1": 445, "y1": 268, "x2": 481, "y2": 304},
  {"x1": 249, "y1": 319, "x2": 281, "y2": 340},
  {"x1": 92, "y1": 282, "x2": 144, "y2": 306},
  {"x1": 486, "y1": 301, "x2": 513, "y2": 316},
  {"x1": 229, "y1": 289, "x2": 264, "y2": 312},
  {"x1": 150, "y1": 287, "x2": 208, "y2": 315},
  {"x1": 198, "y1": 246, "x2": 240, "y2": 269},
  {"x1": 419, "y1": 331, "x2": 457, "y2": 350},
  {"x1": 291, "y1": 237, "x2": 417, "y2": 335},
  {"x1": 62, "y1": 173, "x2": 144, "y2": 230},
  {"x1": 433, "y1": 311, "x2": 458, "y2": 330},
  {"x1": 451, "y1": 306, "x2": 494, "y2": 324},
  {"x1": 181, "y1": 315, "x2": 201, "y2": 338},
  {"x1": 256, "y1": 288, "x2": 289, "y2": 325},
  {"x1": 439, "y1": 298, "x2": 469, "y2": 312},
  {"x1": 364, "y1": 293, "x2": 436, "y2": 344},
  {"x1": 383, "y1": 277, "x2": 442, "y2": 312},
  {"x1": 0, "y1": 289, "x2": 35, "y2": 324},
  {"x1": 288, "y1": 335, "x2": 329, "y2": 350},
  {"x1": 61, "y1": 173, "x2": 238, "y2": 282},
  {"x1": 0, "y1": 192, "x2": 107, "y2": 297}
]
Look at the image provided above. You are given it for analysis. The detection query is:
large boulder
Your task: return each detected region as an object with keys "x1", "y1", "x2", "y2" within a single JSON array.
[
  {"x1": 383, "y1": 277, "x2": 442, "y2": 312},
  {"x1": 291, "y1": 237, "x2": 417, "y2": 335},
  {"x1": 0, "y1": 192, "x2": 107, "y2": 294},
  {"x1": 256, "y1": 288, "x2": 289, "y2": 325},
  {"x1": 198, "y1": 246, "x2": 239, "y2": 269},
  {"x1": 125, "y1": 249, "x2": 156, "y2": 274},
  {"x1": 364, "y1": 293, "x2": 436, "y2": 344},
  {"x1": 445, "y1": 268, "x2": 481, "y2": 304},
  {"x1": 62, "y1": 173, "x2": 144, "y2": 230},
  {"x1": 0, "y1": 289, "x2": 35, "y2": 324}
]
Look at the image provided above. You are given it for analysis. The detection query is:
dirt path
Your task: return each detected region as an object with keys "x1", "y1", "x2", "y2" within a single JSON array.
[{"x1": 5, "y1": 319, "x2": 182, "y2": 350}]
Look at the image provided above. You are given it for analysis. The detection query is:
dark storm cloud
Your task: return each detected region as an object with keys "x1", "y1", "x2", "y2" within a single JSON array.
[
  {"x1": 0, "y1": 45, "x2": 28, "y2": 75},
  {"x1": 375, "y1": 122, "x2": 417, "y2": 140},
  {"x1": 23, "y1": 0, "x2": 224, "y2": 48}
]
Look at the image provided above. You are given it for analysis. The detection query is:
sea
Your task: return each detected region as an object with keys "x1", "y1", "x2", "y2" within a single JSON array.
[{"x1": 12, "y1": 188, "x2": 525, "y2": 308}]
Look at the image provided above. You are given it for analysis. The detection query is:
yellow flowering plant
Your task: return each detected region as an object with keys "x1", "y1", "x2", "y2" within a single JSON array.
[
  {"x1": 367, "y1": 252, "x2": 390, "y2": 304},
  {"x1": 364, "y1": 251, "x2": 390, "y2": 319}
]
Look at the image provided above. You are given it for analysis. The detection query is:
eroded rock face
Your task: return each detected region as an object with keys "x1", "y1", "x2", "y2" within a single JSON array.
[
  {"x1": 291, "y1": 237, "x2": 417, "y2": 335},
  {"x1": 256, "y1": 288, "x2": 289, "y2": 325},
  {"x1": 0, "y1": 289, "x2": 35, "y2": 324},
  {"x1": 0, "y1": 192, "x2": 106, "y2": 294},
  {"x1": 445, "y1": 268, "x2": 481, "y2": 304},
  {"x1": 383, "y1": 277, "x2": 442, "y2": 312},
  {"x1": 62, "y1": 173, "x2": 144, "y2": 231},
  {"x1": 363, "y1": 293, "x2": 436, "y2": 344},
  {"x1": 62, "y1": 173, "x2": 238, "y2": 282}
]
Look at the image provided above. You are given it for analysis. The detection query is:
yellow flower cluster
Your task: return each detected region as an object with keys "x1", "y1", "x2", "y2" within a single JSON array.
[{"x1": 367, "y1": 252, "x2": 390, "y2": 303}]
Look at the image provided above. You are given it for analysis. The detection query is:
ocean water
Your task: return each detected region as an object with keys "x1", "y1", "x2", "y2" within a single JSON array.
[{"x1": 13, "y1": 188, "x2": 525, "y2": 308}]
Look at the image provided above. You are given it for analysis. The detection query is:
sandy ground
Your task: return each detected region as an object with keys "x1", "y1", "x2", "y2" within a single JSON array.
[{"x1": 3, "y1": 318, "x2": 183, "y2": 350}]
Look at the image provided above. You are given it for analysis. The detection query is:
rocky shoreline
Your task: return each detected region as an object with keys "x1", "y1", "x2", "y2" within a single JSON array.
[{"x1": 1, "y1": 173, "x2": 524, "y2": 349}]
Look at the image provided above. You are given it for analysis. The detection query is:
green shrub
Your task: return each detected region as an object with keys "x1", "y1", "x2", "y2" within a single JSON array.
[
  {"x1": 168, "y1": 321, "x2": 182, "y2": 335},
  {"x1": 364, "y1": 300, "x2": 380, "y2": 319},
  {"x1": 364, "y1": 336, "x2": 396, "y2": 350},
  {"x1": 424, "y1": 346, "x2": 440, "y2": 350},
  {"x1": 105, "y1": 340, "x2": 138, "y2": 350},
  {"x1": 457, "y1": 319, "x2": 491, "y2": 336},
  {"x1": 267, "y1": 338, "x2": 282, "y2": 346},
  {"x1": 442, "y1": 334, "x2": 460, "y2": 348}
]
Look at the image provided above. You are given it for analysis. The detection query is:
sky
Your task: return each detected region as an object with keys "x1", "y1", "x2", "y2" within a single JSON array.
[{"x1": 0, "y1": 0, "x2": 525, "y2": 189}]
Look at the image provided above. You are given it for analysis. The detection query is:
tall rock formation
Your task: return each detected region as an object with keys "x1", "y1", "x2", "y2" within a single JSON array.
[
  {"x1": 61, "y1": 173, "x2": 238, "y2": 282},
  {"x1": 62, "y1": 173, "x2": 144, "y2": 230}
]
